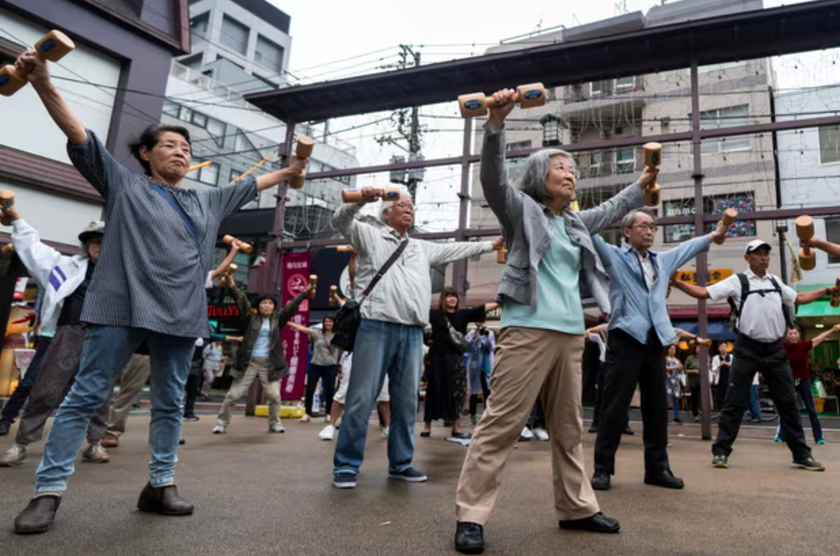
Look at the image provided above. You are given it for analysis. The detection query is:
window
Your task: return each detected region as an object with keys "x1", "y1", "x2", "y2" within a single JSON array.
[
  {"x1": 220, "y1": 15, "x2": 249, "y2": 55},
  {"x1": 190, "y1": 13, "x2": 209, "y2": 40},
  {"x1": 506, "y1": 140, "x2": 531, "y2": 151},
  {"x1": 826, "y1": 218, "x2": 840, "y2": 264},
  {"x1": 162, "y1": 100, "x2": 180, "y2": 117},
  {"x1": 590, "y1": 81, "x2": 603, "y2": 96},
  {"x1": 206, "y1": 118, "x2": 226, "y2": 145},
  {"x1": 322, "y1": 164, "x2": 352, "y2": 185},
  {"x1": 191, "y1": 161, "x2": 219, "y2": 186},
  {"x1": 819, "y1": 126, "x2": 840, "y2": 164},
  {"x1": 229, "y1": 168, "x2": 244, "y2": 184},
  {"x1": 179, "y1": 105, "x2": 192, "y2": 122},
  {"x1": 663, "y1": 193, "x2": 756, "y2": 243},
  {"x1": 590, "y1": 151, "x2": 602, "y2": 173},
  {"x1": 191, "y1": 112, "x2": 208, "y2": 127},
  {"x1": 255, "y1": 35, "x2": 284, "y2": 73},
  {"x1": 615, "y1": 76, "x2": 635, "y2": 92},
  {"x1": 698, "y1": 105, "x2": 750, "y2": 154},
  {"x1": 699, "y1": 61, "x2": 745, "y2": 73},
  {"x1": 616, "y1": 148, "x2": 635, "y2": 174}
]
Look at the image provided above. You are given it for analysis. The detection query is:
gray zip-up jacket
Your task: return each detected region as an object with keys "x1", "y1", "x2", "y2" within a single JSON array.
[
  {"x1": 333, "y1": 204, "x2": 493, "y2": 327},
  {"x1": 481, "y1": 124, "x2": 646, "y2": 314}
]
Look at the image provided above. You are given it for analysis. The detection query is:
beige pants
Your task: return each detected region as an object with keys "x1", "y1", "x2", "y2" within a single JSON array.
[
  {"x1": 456, "y1": 327, "x2": 600, "y2": 524},
  {"x1": 216, "y1": 358, "x2": 281, "y2": 426},
  {"x1": 106, "y1": 354, "x2": 151, "y2": 438}
]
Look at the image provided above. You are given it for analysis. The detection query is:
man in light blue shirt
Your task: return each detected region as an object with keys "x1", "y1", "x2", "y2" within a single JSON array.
[{"x1": 589, "y1": 207, "x2": 727, "y2": 492}]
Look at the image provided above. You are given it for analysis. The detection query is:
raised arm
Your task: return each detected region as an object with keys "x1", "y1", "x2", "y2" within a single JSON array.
[
  {"x1": 3, "y1": 205, "x2": 61, "y2": 288},
  {"x1": 811, "y1": 326, "x2": 838, "y2": 348},
  {"x1": 286, "y1": 321, "x2": 314, "y2": 336},
  {"x1": 425, "y1": 238, "x2": 500, "y2": 266},
  {"x1": 276, "y1": 283, "x2": 314, "y2": 327},
  {"x1": 210, "y1": 242, "x2": 241, "y2": 280},
  {"x1": 801, "y1": 236, "x2": 840, "y2": 260},
  {"x1": 481, "y1": 91, "x2": 524, "y2": 235},
  {"x1": 255, "y1": 155, "x2": 307, "y2": 192},
  {"x1": 659, "y1": 235, "x2": 713, "y2": 276},
  {"x1": 578, "y1": 180, "x2": 648, "y2": 235},
  {"x1": 670, "y1": 278, "x2": 711, "y2": 300},
  {"x1": 17, "y1": 52, "x2": 86, "y2": 146},
  {"x1": 227, "y1": 278, "x2": 252, "y2": 316},
  {"x1": 331, "y1": 201, "x2": 379, "y2": 256}
]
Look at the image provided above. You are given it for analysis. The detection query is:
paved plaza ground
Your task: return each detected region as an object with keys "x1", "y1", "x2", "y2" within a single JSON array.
[{"x1": 0, "y1": 411, "x2": 838, "y2": 556}]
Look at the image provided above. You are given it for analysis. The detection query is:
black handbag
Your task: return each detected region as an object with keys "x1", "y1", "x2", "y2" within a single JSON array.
[{"x1": 331, "y1": 239, "x2": 408, "y2": 352}]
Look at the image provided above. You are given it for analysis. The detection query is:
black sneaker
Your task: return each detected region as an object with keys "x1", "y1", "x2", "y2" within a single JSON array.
[
  {"x1": 388, "y1": 467, "x2": 428, "y2": 482},
  {"x1": 183, "y1": 414, "x2": 199, "y2": 422},
  {"x1": 673, "y1": 418, "x2": 683, "y2": 425},
  {"x1": 455, "y1": 522, "x2": 485, "y2": 554},
  {"x1": 792, "y1": 457, "x2": 825, "y2": 472},
  {"x1": 559, "y1": 512, "x2": 620, "y2": 533},
  {"x1": 712, "y1": 455, "x2": 728, "y2": 468},
  {"x1": 333, "y1": 472, "x2": 357, "y2": 489},
  {"x1": 587, "y1": 424, "x2": 598, "y2": 434},
  {"x1": 644, "y1": 469, "x2": 684, "y2": 489},
  {"x1": 0, "y1": 420, "x2": 11, "y2": 436},
  {"x1": 590, "y1": 470, "x2": 611, "y2": 491},
  {"x1": 622, "y1": 427, "x2": 635, "y2": 436}
]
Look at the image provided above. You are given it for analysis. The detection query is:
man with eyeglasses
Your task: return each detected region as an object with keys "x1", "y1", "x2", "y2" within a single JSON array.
[
  {"x1": 589, "y1": 207, "x2": 728, "y2": 492},
  {"x1": 331, "y1": 189, "x2": 503, "y2": 489}
]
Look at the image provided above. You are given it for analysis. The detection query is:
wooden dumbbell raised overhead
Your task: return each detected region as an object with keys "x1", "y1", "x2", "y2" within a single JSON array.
[
  {"x1": 795, "y1": 215, "x2": 816, "y2": 271},
  {"x1": 642, "y1": 142, "x2": 662, "y2": 206},
  {"x1": 831, "y1": 277, "x2": 840, "y2": 308},
  {"x1": 219, "y1": 263, "x2": 238, "y2": 287},
  {"x1": 0, "y1": 190, "x2": 14, "y2": 226},
  {"x1": 329, "y1": 285, "x2": 338, "y2": 306},
  {"x1": 307, "y1": 274, "x2": 317, "y2": 299},
  {"x1": 0, "y1": 31, "x2": 75, "y2": 97},
  {"x1": 458, "y1": 83, "x2": 547, "y2": 118},
  {"x1": 713, "y1": 209, "x2": 739, "y2": 245},
  {"x1": 222, "y1": 234, "x2": 253, "y2": 254},
  {"x1": 288, "y1": 136, "x2": 315, "y2": 190},
  {"x1": 341, "y1": 187, "x2": 401, "y2": 203}
]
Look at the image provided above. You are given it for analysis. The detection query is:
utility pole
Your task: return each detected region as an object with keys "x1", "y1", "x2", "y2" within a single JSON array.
[{"x1": 376, "y1": 44, "x2": 425, "y2": 202}]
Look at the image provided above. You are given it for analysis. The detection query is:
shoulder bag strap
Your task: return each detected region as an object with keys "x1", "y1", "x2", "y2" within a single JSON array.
[
  {"x1": 358, "y1": 239, "x2": 408, "y2": 303},
  {"x1": 150, "y1": 182, "x2": 200, "y2": 252}
]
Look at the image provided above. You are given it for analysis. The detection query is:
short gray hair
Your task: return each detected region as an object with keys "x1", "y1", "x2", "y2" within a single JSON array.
[
  {"x1": 380, "y1": 188, "x2": 409, "y2": 223},
  {"x1": 621, "y1": 207, "x2": 657, "y2": 232},
  {"x1": 519, "y1": 149, "x2": 575, "y2": 203}
]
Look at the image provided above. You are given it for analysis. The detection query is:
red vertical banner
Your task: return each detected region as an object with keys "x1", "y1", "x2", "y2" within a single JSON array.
[{"x1": 280, "y1": 252, "x2": 310, "y2": 402}]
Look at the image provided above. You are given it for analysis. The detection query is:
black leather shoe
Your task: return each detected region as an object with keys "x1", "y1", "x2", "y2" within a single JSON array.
[
  {"x1": 590, "y1": 470, "x2": 611, "y2": 491},
  {"x1": 644, "y1": 469, "x2": 685, "y2": 489},
  {"x1": 622, "y1": 427, "x2": 635, "y2": 436},
  {"x1": 137, "y1": 483, "x2": 194, "y2": 515},
  {"x1": 14, "y1": 495, "x2": 61, "y2": 535},
  {"x1": 455, "y1": 522, "x2": 485, "y2": 554},
  {"x1": 559, "y1": 512, "x2": 620, "y2": 533},
  {"x1": 0, "y1": 420, "x2": 11, "y2": 436}
]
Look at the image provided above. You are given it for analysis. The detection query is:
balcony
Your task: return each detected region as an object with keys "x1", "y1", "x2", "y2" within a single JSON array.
[{"x1": 561, "y1": 77, "x2": 646, "y2": 118}]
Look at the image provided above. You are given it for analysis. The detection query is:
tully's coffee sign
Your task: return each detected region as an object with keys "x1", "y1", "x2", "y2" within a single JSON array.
[
  {"x1": 208, "y1": 304, "x2": 240, "y2": 319},
  {"x1": 675, "y1": 269, "x2": 732, "y2": 286}
]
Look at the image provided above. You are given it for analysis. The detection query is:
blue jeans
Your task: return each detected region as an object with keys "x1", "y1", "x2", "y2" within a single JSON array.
[
  {"x1": 1, "y1": 336, "x2": 53, "y2": 424},
  {"x1": 777, "y1": 377, "x2": 823, "y2": 443},
  {"x1": 35, "y1": 325, "x2": 195, "y2": 493},
  {"x1": 333, "y1": 319, "x2": 423, "y2": 476},
  {"x1": 670, "y1": 394, "x2": 680, "y2": 421},
  {"x1": 748, "y1": 385, "x2": 762, "y2": 421}
]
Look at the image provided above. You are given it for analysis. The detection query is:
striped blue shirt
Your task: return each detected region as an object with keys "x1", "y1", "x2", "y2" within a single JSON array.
[
  {"x1": 67, "y1": 131, "x2": 257, "y2": 338},
  {"x1": 591, "y1": 234, "x2": 711, "y2": 346}
]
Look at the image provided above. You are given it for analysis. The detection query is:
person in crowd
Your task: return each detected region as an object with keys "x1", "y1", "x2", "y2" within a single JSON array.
[
  {"x1": 521, "y1": 399, "x2": 549, "y2": 442},
  {"x1": 775, "y1": 325, "x2": 836, "y2": 444},
  {"x1": 199, "y1": 340, "x2": 224, "y2": 401},
  {"x1": 589, "y1": 207, "x2": 726, "y2": 493},
  {"x1": 465, "y1": 323, "x2": 494, "y2": 426},
  {"x1": 184, "y1": 334, "x2": 241, "y2": 421},
  {"x1": 422, "y1": 289, "x2": 497, "y2": 439},
  {"x1": 711, "y1": 343, "x2": 733, "y2": 411},
  {"x1": 212, "y1": 275, "x2": 312, "y2": 434},
  {"x1": 671, "y1": 239, "x2": 831, "y2": 472},
  {"x1": 454, "y1": 88, "x2": 653, "y2": 554},
  {"x1": 331, "y1": 187, "x2": 500, "y2": 490},
  {"x1": 585, "y1": 321, "x2": 633, "y2": 436},
  {"x1": 683, "y1": 344, "x2": 706, "y2": 423},
  {"x1": 9, "y1": 48, "x2": 306, "y2": 535},
  {"x1": 0, "y1": 321, "x2": 52, "y2": 437},
  {"x1": 319, "y1": 351, "x2": 391, "y2": 441},
  {"x1": 665, "y1": 345, "x2": 684, "y2": 425},
  {"x1": 288, "y1": 316, "x2": 341, "y2": 423},
  {"x1": 0, "y1": 206, "x2": 108, "y2": 468}
]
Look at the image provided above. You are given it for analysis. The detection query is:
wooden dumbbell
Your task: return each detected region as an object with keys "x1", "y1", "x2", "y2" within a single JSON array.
[
  {"x1": 0, "y1": 31, "x2": 75, "y2": 97},
  {"x1": 696, "y1": 338, "x2": 712, "y2": 347},
  {"x1": 496, "y1": 246, "x2": 507, "y2": 265},
  {"x1": 329, "y1": 285, "x2": 338, "y2": 306},
  {"x1": 642, "y1": 142, "x2": 662, "y2": 206},
  {"x1": 831, "y1": 277, "x2": 840, "y2": 308},
  {"x1": 1, "y1": 243, "x2": 14, "y2": 255},
  {"x1": 795, "y1": 215, "x2": 816, "y2": 271},
  {"x1": 341, "y1": 188, "x2": 401, "y2": 203},
  {"x1": 288, "y1": 136, "x2": 314, "y2": 190},
  {"x1": 714, "y1": 209, "x2": 738, "y2": 245},
  {"x1": 219, "y1": 263, "x2": 238, "y2": 287},
  {"x1": 308, "y1": 274, "x2": 317, "y2": 299},
  {"x1": 222, "y1": 234, "x2": 253, "y2": 254},
  {"x1": 336, "y1": 246, "x2": 353, "y2": 252},
  {"x1": 0, "y1": 190, "x2": 14, "y2": 226},
  {"x1": 458, "y1": 83, "x2": 547, "y2": 118}
]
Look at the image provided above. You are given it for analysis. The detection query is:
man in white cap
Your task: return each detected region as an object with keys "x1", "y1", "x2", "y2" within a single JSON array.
[
  {"x1": 671, "y1": 239, "x2": 834, "y2": 472},
  {"x1": 0, "y1": 207, "x2": 110, "y2": 467}
]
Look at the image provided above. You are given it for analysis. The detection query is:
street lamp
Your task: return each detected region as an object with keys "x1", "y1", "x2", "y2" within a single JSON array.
[{"x1": 540, "y1": 113, "x2": 566, "y2": 147}]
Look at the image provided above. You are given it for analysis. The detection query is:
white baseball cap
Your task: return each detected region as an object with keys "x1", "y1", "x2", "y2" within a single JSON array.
[
  {"x1": 744, "y1": 239, "x2": 771, "y2": 254},
  {"x1": 78, "y1": 220, "x2": 105, "y2": 243}
]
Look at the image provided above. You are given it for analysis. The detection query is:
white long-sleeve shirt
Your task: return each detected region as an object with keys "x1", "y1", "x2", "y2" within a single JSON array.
[{"x1": 332, "y1": 204, "x2": 493, "y2": 326}]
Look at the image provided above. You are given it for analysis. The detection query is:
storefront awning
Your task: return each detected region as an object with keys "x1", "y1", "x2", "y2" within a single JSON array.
[{"x1": 671, "y1": 320, "x2": 736, "y2": 341}]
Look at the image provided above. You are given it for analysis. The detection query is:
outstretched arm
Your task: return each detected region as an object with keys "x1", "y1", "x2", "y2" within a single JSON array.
[
  {"x1": 425, "y1": 237, "x2": 500, "y2": 266},
  {"x1": 210, "y1": 242, "x2": 241, "y2": 280},
  {"x1": 802, "y1": 237, "x2": 840, "y2": 260},
  {"x1": 670, "y1": 278, "x2": 710, "y2": 300},
  {"x1": 286, "y1": 321, "x2": 314, "y2": 336},
  {"x1": 811, "y1": 326, "x2": 838, "y2": 348},
  {"x1": 255, "y1": 156, "x2": 307, "y2": 192},
  {"x1": 795, "y1": 287, "x2": 832, "y2": 307}
]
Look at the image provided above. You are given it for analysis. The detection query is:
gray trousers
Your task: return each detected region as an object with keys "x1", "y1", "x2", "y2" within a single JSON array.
[
  {"x1": 105, "y1": 354, "x2": 151, "y2": 438},
  {"x1": 15, "y1": 324, "x2": 111, "y2": 446}
]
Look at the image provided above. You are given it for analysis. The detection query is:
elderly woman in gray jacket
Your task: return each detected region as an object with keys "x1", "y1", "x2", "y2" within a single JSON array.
[{"x1": 453, "y1": 89, "x2": 657, "y2": 554}]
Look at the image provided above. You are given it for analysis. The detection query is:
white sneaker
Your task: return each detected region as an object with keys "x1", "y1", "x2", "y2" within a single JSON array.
[
  {"x1": 0, "y1": 443, "x2": 27, "y2": 466},
  {"x1": 319, "y1": 424, "x2": 335, "y2": 441},
  {"x1": 520, "y1": 427, "x2": 534, "y2": 441},
  {"x1": 300, "y1": 415, "x2": 311, "y2": 423},
  {"x1": 82, "y1": 442, "x2": 110, "y2": 463},
  {"x1": 269, "y1": 423, "x2": 286, "y2": 433},
  {"x1": 533, "y1": 427, "x2": 549, "y2": 441},
  {"x1": 382, "y1": 426, "x2": 389, "y2": 439},
  {"x1": 212, "y1": 424, "x2": 226, "y2": 434}
]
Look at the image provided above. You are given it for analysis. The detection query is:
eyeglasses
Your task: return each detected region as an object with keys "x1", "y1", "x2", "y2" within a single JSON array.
[
  {"x1": 393, "y1": 202, "x2": 414, "y2": 211},
  {"x1": 632, "y1": 224, "x2": 658, "y2": 232},
  {"x1": 551, "y1": 162, "x2": 577, "y2": 177}
]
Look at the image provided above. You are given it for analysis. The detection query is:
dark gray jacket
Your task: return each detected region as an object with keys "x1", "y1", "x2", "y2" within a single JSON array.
[{"x1": 480, "y1": 124, "x2": 645, "y2": 314}]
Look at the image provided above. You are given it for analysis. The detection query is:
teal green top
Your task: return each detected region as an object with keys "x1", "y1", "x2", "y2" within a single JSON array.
[{"x1": 501, "y1": 217, "x2": 585, "y2": 334}]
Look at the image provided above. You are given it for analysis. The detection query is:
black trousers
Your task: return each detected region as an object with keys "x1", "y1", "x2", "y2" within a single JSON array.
[
  {"x1": 184, "y1": 372, "x2": 202, "y2": 416},
  {"x1": 468, "y1": 374, "x2": 490, "y2": 416},
  {"x1": 595, "y1": 328, "x2": 669, "y2": 476},
  {"x1": 712, "y1": 335, "x2": 811, "y2": 461},
  {"x1": 305, "y1": 364, "x2": 338, "y2": 416},
  {"x1": 592, "y1": 361, "x2": 630, "y2": 430},
  {"x1": 688, "y1": 383, "x2": 701, "y2": 417}
]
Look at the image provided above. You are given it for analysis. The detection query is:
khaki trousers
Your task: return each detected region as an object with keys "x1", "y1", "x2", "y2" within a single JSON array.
[
  {"x1": 455, "y1": 327, "x2": 600, "y2": 524},
  {"x1": 216, "y1": 358, "x2": 280, "y2": 426},
  {"x1": 106, "y1": 354, "x2": 151, "y2": 438}
]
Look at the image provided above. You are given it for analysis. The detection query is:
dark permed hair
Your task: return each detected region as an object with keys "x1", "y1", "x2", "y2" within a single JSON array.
[{"x1": 128, "y1": 124, "x2": 191, "y2": 176}]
